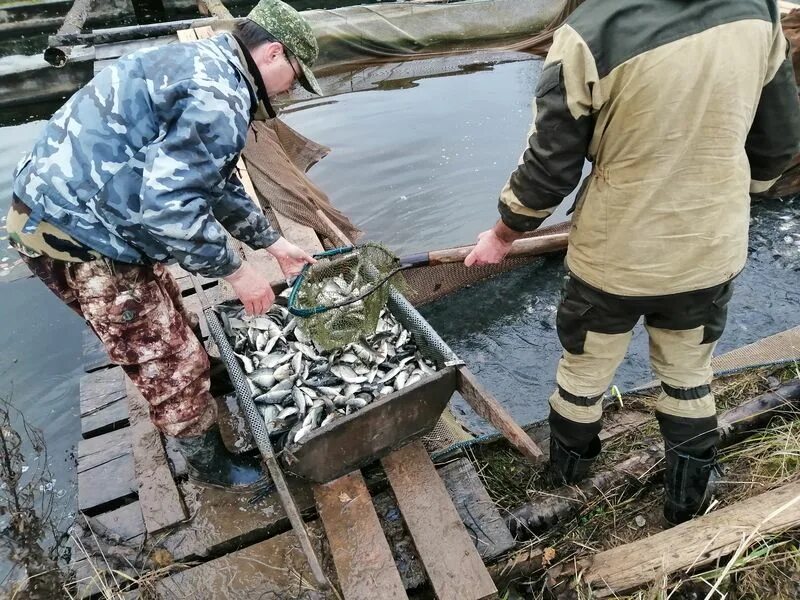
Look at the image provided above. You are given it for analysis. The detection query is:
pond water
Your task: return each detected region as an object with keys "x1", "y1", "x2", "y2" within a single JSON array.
[{"x1": 1, "y1": 52, "x2": 798, "y2": 581}]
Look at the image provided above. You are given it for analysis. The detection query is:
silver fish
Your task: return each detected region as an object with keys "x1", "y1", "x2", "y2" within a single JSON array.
[
  {"x1": 235, "y1": 353, "x2": 254, "y2": 374},
  {"x1": 331, "y1": 365, "x2": 367, "y2": 384},
  {"x1": 249, "y1": 369, "x2": 276, "y2": 389},
  {"x1": 274, "y1": 363, "x2": 293, "y2": 381},
  {"x1": 277, "y1": 406, "x2": 299, "y2": 420}
]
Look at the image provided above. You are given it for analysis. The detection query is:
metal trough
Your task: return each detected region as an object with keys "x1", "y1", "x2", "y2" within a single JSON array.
[{"x1": 206, "y1": 288, "x2": 463, "y2": 484}]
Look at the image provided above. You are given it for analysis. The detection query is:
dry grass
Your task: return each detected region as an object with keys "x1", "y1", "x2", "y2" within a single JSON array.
[{"x1": 480, "y1": 365, "x2": 800, "y2": 599}]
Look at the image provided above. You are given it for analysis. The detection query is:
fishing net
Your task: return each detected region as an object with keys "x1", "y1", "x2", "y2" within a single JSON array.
[{"x1": 288, "y1": 243, "x2": 410, "y2": 350}]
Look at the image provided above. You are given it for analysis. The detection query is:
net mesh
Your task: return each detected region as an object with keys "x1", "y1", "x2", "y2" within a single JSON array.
[{"x1": 290, "y1": 243, "x2": 409, "y2": 350}]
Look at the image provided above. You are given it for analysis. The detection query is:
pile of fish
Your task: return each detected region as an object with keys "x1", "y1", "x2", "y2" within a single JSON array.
[{"x1": 217, "y1": 294, "x2": 438, "y2": 449}]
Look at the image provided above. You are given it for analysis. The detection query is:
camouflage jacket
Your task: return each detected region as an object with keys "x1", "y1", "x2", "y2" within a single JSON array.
[{"x1": 13, "y1": 33, "x2": 279, "y2": 278}]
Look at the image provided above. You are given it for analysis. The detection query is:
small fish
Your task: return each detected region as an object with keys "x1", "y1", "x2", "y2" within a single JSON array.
[
  {"x1": 331, "y1": 365, "x2": 367, "y2": 384},
  {"x1": 291, "y1": 351, "x2": 303, "y2": 375},
  {"x1": 294, "y1": 424, "x2": 314, "y2": 443},
  {"x1": 235, "y1": 353, "x2": 254, "y2": 374},
  {"x1": 277, "y1": 406, "x2": 299, "y2": 420},
  {"x1": 320, "y1": 412, "x2": 337, "y2": 427},
  {"x1": 272, "y1": 376, "x2": 296, "y2": 392},
  {"x1": 254, "y1": 352, "x2": 291, "y2": 369},
  {"x1": 260, "y1": 389, "x2": 291, "y2": 404},
  {"x1": 249, "y1": 369, "x2": 276, "y2": 389},
  {"x1": 292, "y1": 387, "x2": 308, "y2": 415},
  {"x1": 346, "y1": 397, "x2": 368, "y2": 409},
  {"x1": 274, "y1": 363, "x2": 293, "y2": 381}
]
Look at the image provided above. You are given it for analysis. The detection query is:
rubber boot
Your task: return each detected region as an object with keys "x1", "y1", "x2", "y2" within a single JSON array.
[
  {"x1": 173, "y1": 425, "x2": 269, "y2": 489},
  {"x1": 548, "y1": 435, "x2": 601, "y2": 485},
  {"x1": 663, "y1": 446, "x2": 718, "y2": 526}
]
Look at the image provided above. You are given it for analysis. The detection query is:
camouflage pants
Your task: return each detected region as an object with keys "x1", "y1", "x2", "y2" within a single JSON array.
[{"x1": 21, "y1": 254, "x2": 217, "y2": 437}]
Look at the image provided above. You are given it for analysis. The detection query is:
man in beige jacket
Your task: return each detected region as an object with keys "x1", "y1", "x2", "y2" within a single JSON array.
[{"x1": 466, "y1": 0, "x2": 800, "y2": 524}]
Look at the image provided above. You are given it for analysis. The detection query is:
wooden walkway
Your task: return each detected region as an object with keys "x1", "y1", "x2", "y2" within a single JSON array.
[{"x1": 70, "y1": 25, "x2": 514, "y2": 599}]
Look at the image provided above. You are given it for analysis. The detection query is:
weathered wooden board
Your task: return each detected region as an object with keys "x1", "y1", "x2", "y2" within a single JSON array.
[
  {"x1": 458, "y1": 367, "x2": 545, "y2": 463},
  {"x1": 315, "y1": 472, "x2": 408, "y2": 600},
  {"x1": 94, "y1": 34, "x2": 175, "y2": 61},
  {"x1": 438, "y1": 458, "x2": 515, "y2": 561},
  {"x1": 80, "y1": 366, "x2": 129, "y2": 438},
  {"x1": 155, "y1": 522, "x2": 334, "y2": 599},
  {"x1": 82, "y1": 328, "x2": 112, "y2": 372},
  {"x1": 77, "y1": 427, "x2": 136, "y2": 513},
  {"x1": 69, "y1": 502, "x2": 147, "y2": 600},
  {"x1": 383, "y1": 442, "x2": 498, "y2": 600},
  {"x1": 160, "y1": 478, "x2": 315, "y2": 562},
  {"x1": 552, "y1": 481, "x2": 800, "y2": 597},
  {"x1": 126, "y1": 379, "x2": 188, "y2": 533}
]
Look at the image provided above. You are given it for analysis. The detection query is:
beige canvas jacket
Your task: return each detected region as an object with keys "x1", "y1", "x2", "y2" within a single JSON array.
[{"x1": 499, "y1": 0, "x2": 800, "y2": 296}]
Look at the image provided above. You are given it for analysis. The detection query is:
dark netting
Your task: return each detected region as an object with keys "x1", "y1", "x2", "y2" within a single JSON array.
[
  {"x1": 400, "y1": 222, "x2": 570, "y2": 306},
  {"x1": 242, "y1": 119, "x2": 363, "y2": 244},
  {"x1": 290, "y1": 243, "x2": 410, "y2": 350}
]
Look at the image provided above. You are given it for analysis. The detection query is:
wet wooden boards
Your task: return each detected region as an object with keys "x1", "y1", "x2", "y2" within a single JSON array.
[
  {"x1": 383, "y1": 442, "x2": 498, "y2": 600},
  {"x1": 80, "y1": 366, "x2": 128, "y2": 438},
  {"x1": 126, "y1": 379, "x2": 187, "y2": 534},
  {"x1": 315, "y1": 472, "x2": 408, "y2": 600}
]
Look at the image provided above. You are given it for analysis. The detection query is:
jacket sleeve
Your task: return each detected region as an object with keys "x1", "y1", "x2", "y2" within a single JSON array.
[
  {"x1": 746, "y1": 31, "x2": 800, "y2": 194},
  {"x1": 140, "y1": 76, "x2": 250, "y2": 278},
  {"x1": 498, "y1": 25, "x2": 600, "y2": 232},
  {"x1": 214, "y1": 170, "x2": 280, "y2": 249}
]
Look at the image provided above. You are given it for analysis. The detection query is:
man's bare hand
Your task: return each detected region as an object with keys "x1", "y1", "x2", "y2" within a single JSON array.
[
  {"x1": 224, "y1": 262, "x2": 275, "y2": 315},
  {"x1": 267, "y1": 236, "x2": 317, "y2": 280},
  {"x1": 464, "y1": 229, "x2": 514, "y2": 266}
]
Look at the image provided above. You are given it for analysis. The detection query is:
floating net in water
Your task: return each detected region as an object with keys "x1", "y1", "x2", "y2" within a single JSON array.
[{"x1": 288, "y1": 243, "x2": 409, "y2": 350}]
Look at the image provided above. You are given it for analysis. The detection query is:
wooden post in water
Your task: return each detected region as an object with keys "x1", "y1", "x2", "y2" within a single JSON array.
[{"x1": 43, "y1": 0, "x2": 93, "y2": 67}]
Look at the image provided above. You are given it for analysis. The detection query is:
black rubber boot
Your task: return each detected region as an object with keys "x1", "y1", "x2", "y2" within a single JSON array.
[
  {"x1": 663, "y1": 446, "x2": 717, "y2": 526},
  {"x1": 173, "y1": 425, "x2": 269, "y2": 489},
  {"x1": 549, "y1": 435, "x2": 601, "y2": 485}
]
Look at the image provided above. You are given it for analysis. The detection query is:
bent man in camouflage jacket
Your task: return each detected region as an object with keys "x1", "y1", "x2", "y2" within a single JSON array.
[
  {"x1": 8, "y1": 0, "x2": 322, "y2": 489},
  {"x1": 465, "y1": 0, "x2": 800, "y2": 524}
]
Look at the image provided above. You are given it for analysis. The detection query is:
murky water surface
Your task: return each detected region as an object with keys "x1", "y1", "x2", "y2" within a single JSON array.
[{"x1": 0, "y1": 54, "x2": 798, "y2": 577}]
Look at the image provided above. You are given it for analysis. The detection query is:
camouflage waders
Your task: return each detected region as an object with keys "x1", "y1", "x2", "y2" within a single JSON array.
[{"x1": 20, "y1": 253, "x2": 217, "y2": 438}]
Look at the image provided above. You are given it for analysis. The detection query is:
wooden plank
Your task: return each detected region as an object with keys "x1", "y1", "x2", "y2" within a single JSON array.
[
  {"x1": 126, "y1": 379, "x2": 188, "y2": 533},
  {"x1": 160, "y1": 478, "x2": 315, "y2": 561},
  {"x1": 552, "y1": 481, "x2": 800, "y2": 597},
  {"x1": 457, "y1": 367, "x2": 545, "y2": 463},
  {"x1": 383, "y1": 442, "x2": 498, "y2": 600},
  {"x1": 82, "y1": 328, "x2": 112, "y2": 372},
  {"x1": 155, "y1": 522, "x2": 333, "y2": 599},
  {"x1": 77, "y1": 426, "x2": 131, "y2": 473},
  {"x1": 80, "y1": 366, "x2": 129, "y2": 438},
  {"x1": 438, "y1": 458, "x2": 515, "y2": 561},
  {"x1": 94, "y1": 34, "x2": 175, "y2": 60},
  {"x1": 315, "y1": 472, "x2": 408, "y2": 600},
  {"x1": 77, "y1": 451, "x2": 136, "y2": 513}
]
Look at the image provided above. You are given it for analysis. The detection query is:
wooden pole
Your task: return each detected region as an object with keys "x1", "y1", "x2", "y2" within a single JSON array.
[
  {"x1": 197, "y1": 0, "x2": 234, "y2": 20},
  {"x1": 458, "y1": 367, "x2": 546, "y2": 464},
  {"x1": 43, "y1": 0, "x2": 93, "y2": 67}
]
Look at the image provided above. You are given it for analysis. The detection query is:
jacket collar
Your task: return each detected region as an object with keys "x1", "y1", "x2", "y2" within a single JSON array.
[{"x1": 221, "y1": 33, "x2": 276, "y2": 121}]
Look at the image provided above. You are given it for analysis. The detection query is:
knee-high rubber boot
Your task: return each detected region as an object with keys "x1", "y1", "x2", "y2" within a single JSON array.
[
  {"x1": 549, "y1": 435, "x2": 601, "y2": 485},
  {"x1": 173, "y1": 425, "x2": 270, "y2": 489},
  {"x1": 663, "y1": 446, "x2": 717, "y2": 525}
]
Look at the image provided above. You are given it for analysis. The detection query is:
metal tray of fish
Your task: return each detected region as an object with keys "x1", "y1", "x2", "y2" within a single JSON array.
[{"x1": 205, "y1": 287, "x2": 463, "y2": 483}]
